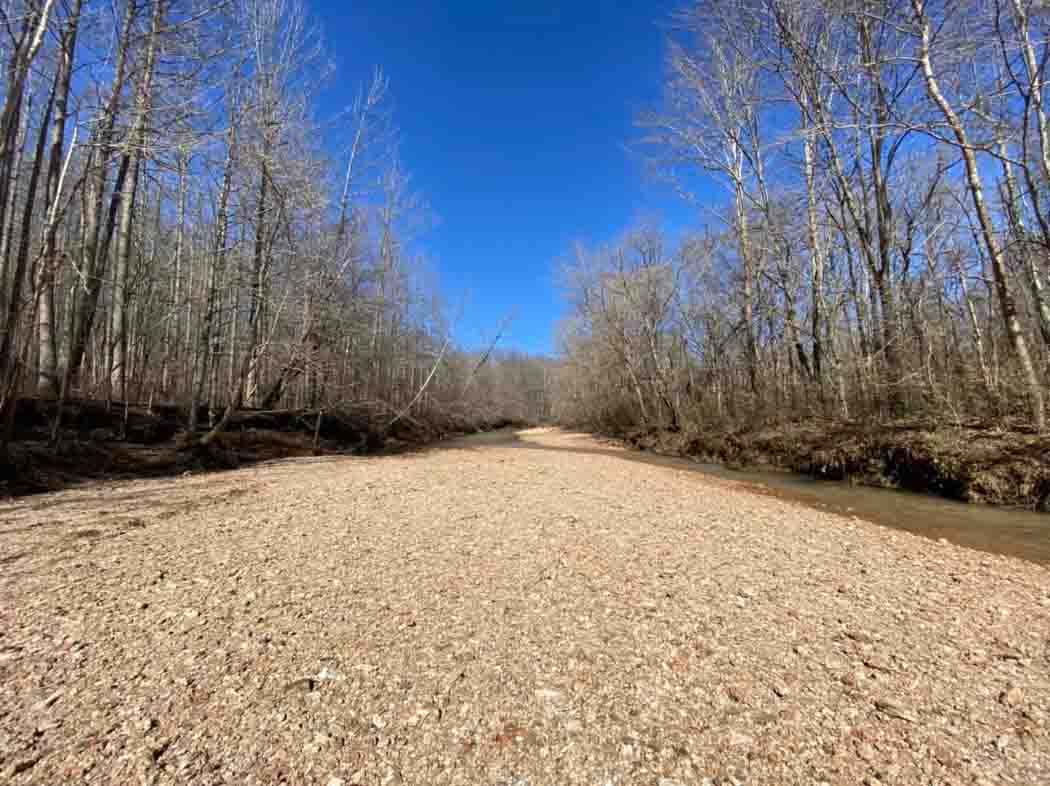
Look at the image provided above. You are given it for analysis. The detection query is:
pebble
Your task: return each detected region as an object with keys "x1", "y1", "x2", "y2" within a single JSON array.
[
  {"x1": 728, "y1": 731, "x2": 754, "y2": 747},
  {"x1": 32, "y1": 690, "x2": 63, "y2": 712},
  {"x1": 316, "y1": 665, "x2": 345, "y2": 682},
  {"x1": 874, "y1": 698, "x2": 917, "y2": 722},
  {"x1": 999, "y1": 685, "x2": 1024, "y2": 707}
]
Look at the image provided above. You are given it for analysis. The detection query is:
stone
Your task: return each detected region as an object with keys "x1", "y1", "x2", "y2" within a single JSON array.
[
  {"x1": 874, "y1": 698, "x2": 917, "y2": 722},
  {"x1": 727, "y1": 731, "x2": 754, "y2": 747},
  {"x1": 32, "y1": 690, "x2": 62, "y2": 712},
  {"x1": 999, "y1": 685, "x2": 1024, "y2": 707},
  {"x1": 856, "y1": 742, "x2": 877, "y2": 762},
  {"x1": 316, "y1": 665, "x2": 345, "y2": 682}
]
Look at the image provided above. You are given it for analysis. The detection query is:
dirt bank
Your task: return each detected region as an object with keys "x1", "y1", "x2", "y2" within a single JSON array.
[
  {"x1": 4, "y1": 397, "x2": 522, "y2": 498},
  {"x1": 1, "y1": 428, "x2": 1048, "y2": 785},
  {"x1": 615, "y1": 420, "x2": 1050, "y2": 511}
]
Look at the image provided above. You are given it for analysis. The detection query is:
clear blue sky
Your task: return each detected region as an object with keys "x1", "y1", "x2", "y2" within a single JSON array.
[{"x1": 312, "y1": 0, "x2": 694, "y2": 355}]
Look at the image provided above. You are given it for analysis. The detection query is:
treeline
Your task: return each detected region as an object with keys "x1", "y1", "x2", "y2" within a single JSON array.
[
  {"x1": 553, "y1": 0, "x2": 1050, "y2": 434},
  {"x1": 0, "y1": 0, "x2": 549, "y2": 454}
]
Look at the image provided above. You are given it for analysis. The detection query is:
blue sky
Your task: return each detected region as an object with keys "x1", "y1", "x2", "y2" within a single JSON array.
[{"x1": 312, "y1": 0, "x2": 695, "y2": 355}]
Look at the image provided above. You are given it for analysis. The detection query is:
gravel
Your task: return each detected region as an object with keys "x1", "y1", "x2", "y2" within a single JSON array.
[{"x1": 1, "y1": 428, "x2": 1048, "y2": 785}]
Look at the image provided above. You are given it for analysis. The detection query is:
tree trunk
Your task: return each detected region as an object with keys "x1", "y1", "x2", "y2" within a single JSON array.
[
  {"x1": 35, "y1": 3, "x2": 81, "y2": 396},
  {"x1": 914, "y1": 0, "x2": 1045, "y2": 429},
  {"x1": 110, "y1": 0, "x2": 165, "y2": 402}
]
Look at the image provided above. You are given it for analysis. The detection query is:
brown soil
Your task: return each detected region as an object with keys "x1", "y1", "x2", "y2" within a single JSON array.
[
  {"x1": 618, "y1": 420, "x2": 1050, "y2": 511},
  {"x1": 4, "y1": 398, "x2": 520, "y2": 498},
  {"x1": 2, "y1": 428, "x2": 1048, "y2": 785}
]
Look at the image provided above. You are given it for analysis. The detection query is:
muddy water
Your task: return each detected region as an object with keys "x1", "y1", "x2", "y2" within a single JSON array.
[{"x1": 453, "y1": 429, "x2": 1050, "y2": 566}]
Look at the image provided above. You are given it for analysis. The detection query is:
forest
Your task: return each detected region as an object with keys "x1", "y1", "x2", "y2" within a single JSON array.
[
  {"x1": 0, "y1": 0, "x2": 552, "y2": 488},
  {"x1": 3, "y1": 0, "x2": 1050, "y2": 504},
  {"x1": 548, "y1": 0, "x2": 1050, "y2": 506}
]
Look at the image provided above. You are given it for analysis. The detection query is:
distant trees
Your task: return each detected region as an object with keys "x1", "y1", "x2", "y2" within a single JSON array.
[
  {"x1": 556, "y1": 0, "x2": 1050, "y2": 432},
  {"x1": 0, "y1": 0, "x2": 550, "y2": 458}
]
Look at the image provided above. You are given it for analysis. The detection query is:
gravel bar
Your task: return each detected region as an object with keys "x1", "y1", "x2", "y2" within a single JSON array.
[{"x1": 1, "y1": 428, "x2": 1048, "y2": 785}]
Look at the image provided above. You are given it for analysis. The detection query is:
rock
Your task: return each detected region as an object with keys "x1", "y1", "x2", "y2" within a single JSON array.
[
  {"x1": 999, "y1": 685, "x2": 1024, "y2": 707},
  {"x1": 136, "y1": 717, "x2": 157, "y2": 734},
  {"x1": 845, "y1": 630, "x2": 877, "y2": 645},
  {"x1": 856, "y1": 742, "x2": 877, "y2": 762},
  {"x1": 874, "y1": 698, "x2": 917, "y2": 722},
  {"x1": 7, "y1": 755, "x2": 42, "y2": 777},
  {"x1": 535, "y1": 688, "x2": 564, "y2": 703},
  {"x1": 862, "y1": 655, "x2": 894, "y2": 673},
  {"x1": 284, "y1": 677, "x2": 316, "y2": 693},
  {"x1": 727, "y1": 731, "x2": 754, "y2": 747},
  {"x1": 32, "y1": 690, "x2": 62, "y2": 712},
  {"x1": 877, "y1": 763, "x2": 901, "y2": 780},
  {"x1": 842, "y1": 670, "x2": 868, "y2": 689},
  {"x1": 316, "y1": 665, "x2": 345, "y2": 682},
  {"x1": 535, "y1": 688, "x2": 569, "y2": 718},
  {"x1": 327, "y1": 779, "x2": 345, "y2": 786}
]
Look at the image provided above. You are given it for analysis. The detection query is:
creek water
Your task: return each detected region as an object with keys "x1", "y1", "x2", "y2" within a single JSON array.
[{"x1": 454, "y1": 429, "x2": 1050, "y2": 566}]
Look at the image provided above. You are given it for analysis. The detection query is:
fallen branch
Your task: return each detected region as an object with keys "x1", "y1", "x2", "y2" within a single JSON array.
[{"x1": 388, "y1": 334, "x2": 452, "y2": 428}]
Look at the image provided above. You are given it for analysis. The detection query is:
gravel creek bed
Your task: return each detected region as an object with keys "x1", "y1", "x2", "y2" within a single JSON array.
[{"x1": 1, "y1": 428, "x2": 1048, "y2": 785}]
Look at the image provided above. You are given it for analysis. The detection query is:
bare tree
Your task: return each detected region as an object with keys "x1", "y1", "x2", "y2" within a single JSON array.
[{"x1": 912, "y1": 0, "x2": 1045, "y2": 428}]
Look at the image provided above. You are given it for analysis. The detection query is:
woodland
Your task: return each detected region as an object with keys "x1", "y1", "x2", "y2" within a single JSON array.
[
  {"x1": 3, "y1": 0, "x2": 1050, "y2": 504},
  {"x1": 0, "y1": 0, "x2": 552, "y2": 491},
  {"x1": 551, "y1": 0, "x2": 1050, "y2": 507}
]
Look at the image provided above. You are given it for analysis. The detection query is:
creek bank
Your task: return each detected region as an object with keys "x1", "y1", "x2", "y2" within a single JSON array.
[
  {"x1": 4, "y1": 397, "x2": 524, "y2": 497},
  {"x1": 612, "y1": 419, "x2": 1050, "y2": 511}
]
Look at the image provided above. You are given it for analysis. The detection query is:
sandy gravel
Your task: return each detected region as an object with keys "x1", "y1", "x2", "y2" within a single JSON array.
[{"x1": 1, "y1": 428, "x2": 1049, "y2": 786}]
